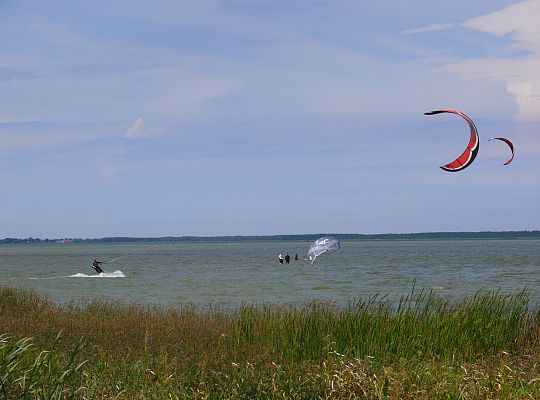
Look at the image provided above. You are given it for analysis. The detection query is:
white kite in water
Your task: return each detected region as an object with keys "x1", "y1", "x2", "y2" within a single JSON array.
[{"x1": 308, "y1": 236, "x2": 341, "y2": 264}]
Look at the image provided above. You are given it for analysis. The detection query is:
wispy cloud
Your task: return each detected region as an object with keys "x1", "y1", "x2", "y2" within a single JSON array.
[
  {"x1": 402, "y1": 23, "x2": 455, "y2": 35},
  {"x1": 0, "y1": 66, "x2": 34, "y2": 81},
  {"x1": 0, "y1": 121, "x2": 111, "y2": 156},
  {"x1": 463, "y1": 0, "x2": 540, "y2": 52},
  {"x1": 123, "y1": 117, "x2": 162, "y2": 139}
]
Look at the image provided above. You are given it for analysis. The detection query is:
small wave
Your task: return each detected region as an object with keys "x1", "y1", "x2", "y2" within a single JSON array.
[
  {"x1": 29, "y1": 276, "x2": 66, "y2": 280},
  {"x1": 70, "y1": 270, "x2": 125, "y2": 278},
  {"x1": 28, "y1": 270, "x2": 125, "y2": 280}
]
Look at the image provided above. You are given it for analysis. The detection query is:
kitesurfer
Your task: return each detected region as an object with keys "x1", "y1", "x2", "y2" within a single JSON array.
[{"x1": 92, "y1": 257, "x2": 104, "y2": 274}]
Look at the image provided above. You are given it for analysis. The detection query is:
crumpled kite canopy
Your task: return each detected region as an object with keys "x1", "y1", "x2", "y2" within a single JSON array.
[
  {"x1": 488, "y1": 137, "x2": 514, "y2": 165},
  {"x1": 308, "y1": 236, "x2": 341, "y2": 264},
  {"x1": 425, "y1": 109, "x2": 480, "y2": 172}
]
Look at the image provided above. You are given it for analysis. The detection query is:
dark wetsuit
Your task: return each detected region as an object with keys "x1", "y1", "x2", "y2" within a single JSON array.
[{"x1": 92, "y1": 260, "x2": 104, "y2": 273}]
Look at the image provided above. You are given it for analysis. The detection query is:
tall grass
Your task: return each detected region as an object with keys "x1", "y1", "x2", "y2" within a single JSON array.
[
  {"x1": 2, "y1": 286, "x2": 540, "y2": 398},
  {"x1": 0, "y1": 333, "x2": 86, "y2": 400},
  {"x1": 233, "y1": 289, "x2": 534, "y2": 362}
]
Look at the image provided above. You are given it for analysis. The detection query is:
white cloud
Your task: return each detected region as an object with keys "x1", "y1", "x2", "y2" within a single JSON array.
[
  {"x1": 124, "y1": 117, "x2": 144, "y2": 138},
  {"x1": 402, "y1": 23, "x2": 455, "y2": 35},
  {"x1": 443, "y1": 0, "x2": 540, "y2": 121},
  {"x1": 123, "y1": 117, "x2": 162, "y2": 139},
  {"x1": 148, "y1": 68, "x2": 243, "y2": 121},
  {"x1": 463, "y1": 0, "x2": 540, "y2": 52}
]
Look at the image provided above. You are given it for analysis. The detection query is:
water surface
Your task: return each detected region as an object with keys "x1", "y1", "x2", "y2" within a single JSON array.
[{"x1": 1, "y1": 240, "x2": 539, "y2": 306}]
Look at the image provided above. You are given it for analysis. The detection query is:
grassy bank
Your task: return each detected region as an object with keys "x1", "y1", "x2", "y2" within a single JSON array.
[{"x1": 2, "y1": 286, "x2": 540, "y2": 399}]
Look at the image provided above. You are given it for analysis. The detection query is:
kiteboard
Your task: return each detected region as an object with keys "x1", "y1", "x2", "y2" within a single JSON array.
[{"x1": 71, "y1": 270, "x2": 125, "y2": 278}]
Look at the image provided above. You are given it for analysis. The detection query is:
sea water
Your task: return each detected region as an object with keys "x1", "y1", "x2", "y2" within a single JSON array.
[{"x1": 1, "y1": 240, "x2": 539, "y2": 306}]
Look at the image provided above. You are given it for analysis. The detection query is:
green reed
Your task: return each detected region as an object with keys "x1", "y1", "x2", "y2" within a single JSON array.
[
  {"x1": 232, "y1": 289, "x2": 533, "y2": 363},
  {"x1": 2, "y1": 286, "x2": 540, "y2": 399},
  {"x1": 0, "y1": 333, "x2": 86, "y2": 400}
]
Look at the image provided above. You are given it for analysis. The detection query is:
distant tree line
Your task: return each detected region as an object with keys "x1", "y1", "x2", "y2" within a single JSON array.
[{"x1": 1, "y1": 231, "x2": 540, "y2": 244}]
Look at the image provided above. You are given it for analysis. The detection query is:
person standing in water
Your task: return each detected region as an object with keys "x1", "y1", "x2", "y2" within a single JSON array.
[
  {"x1": 92, "y1": 257, "x2": 104, "y2": 274},
  {"x1": 278, "y1": 253, "x2": 284, "y2": 264},
  {"x1": 285, "y1": 253, "x2": 290, "y2": 264}
]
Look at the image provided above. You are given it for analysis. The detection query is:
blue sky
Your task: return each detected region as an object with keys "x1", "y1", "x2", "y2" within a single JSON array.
[{"x1": 1, "y1": 0, "x2": 539, "y2": 238}]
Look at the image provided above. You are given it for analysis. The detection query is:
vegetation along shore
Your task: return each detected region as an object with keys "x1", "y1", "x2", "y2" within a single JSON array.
[
  {"x1": 2, "y1": 286, "x2": 540, "y2": 399},
  {"x1": 2, "y1": 230, "x2": 540, "y2": 244}
]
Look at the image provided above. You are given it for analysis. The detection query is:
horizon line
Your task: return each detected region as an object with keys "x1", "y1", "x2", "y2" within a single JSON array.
[{"x1": 2, "y1": 230, "x2": 539, "y2": 242}]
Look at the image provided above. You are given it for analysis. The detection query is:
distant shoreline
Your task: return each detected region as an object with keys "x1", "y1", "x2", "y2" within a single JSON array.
[{"x1": 1, "y1": 230, "x2": 539, "y2": 244}]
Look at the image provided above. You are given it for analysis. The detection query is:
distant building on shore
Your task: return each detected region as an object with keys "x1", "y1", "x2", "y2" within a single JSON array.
[{"x1": 56, "y1": 239, "x2": 74, "y2": 244}]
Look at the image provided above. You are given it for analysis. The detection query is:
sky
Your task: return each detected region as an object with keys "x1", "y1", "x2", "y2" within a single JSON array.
[{"x1": 1, "y1": 0, "x2": 539, "y2": 238}]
